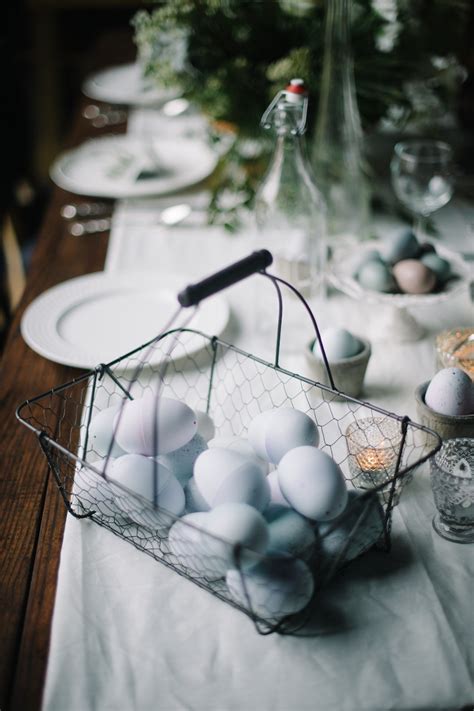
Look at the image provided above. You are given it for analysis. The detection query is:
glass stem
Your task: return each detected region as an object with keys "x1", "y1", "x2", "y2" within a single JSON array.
[{"x1": 414, "y1": 214, "x2": 426, "y2": 242}]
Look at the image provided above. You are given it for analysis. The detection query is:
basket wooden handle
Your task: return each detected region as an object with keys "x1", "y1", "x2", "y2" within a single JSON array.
[{"x1": 178, "y1": 250, "x2": 273, "y2": 307}]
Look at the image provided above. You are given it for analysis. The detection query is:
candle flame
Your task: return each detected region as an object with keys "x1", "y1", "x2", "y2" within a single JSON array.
[{"x1": 356, "y1": 447, "x2": 393, "y2": 472}]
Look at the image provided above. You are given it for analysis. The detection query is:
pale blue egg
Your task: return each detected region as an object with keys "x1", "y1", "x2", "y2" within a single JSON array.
[
  {"x1": 226, "y1": 554, "x2": 314, "y2": 620},
  {"x1": 383, "y1": 229, "x2": 419, "y2": 265},
  {"x1": 278, "y1": 446, "x2": 348, "y2": 521},
  {"x1": 352, "y1": 249, "x2": 384, "y2": 278},
  {"x1": 205, "y1": 502, "x2": 270, "y2": 575},
  {"x1": 184, "y1": 476, "x2": 211, "y2": 513},
  {"x1": 313, "y1": 327, "x2": 363, "y2": 361},
  {"x1": 264, "y1": 503, "x2": 316, "y2": 560},
  {"x1": 167, "y1": 511, "x2": 222, "y2": 581},
  {"x1": 420, "y1": 253, "x2": 451, "y2": 284},
  {"x1": 317, "y1": 490, "x2": 384, "y2": 567},
  {"x1": 425, "y1": 367, "x2": 474, "y2": 416},
  {"x1": 357, "y1": 260, "x2": 397, "y2": 293}
]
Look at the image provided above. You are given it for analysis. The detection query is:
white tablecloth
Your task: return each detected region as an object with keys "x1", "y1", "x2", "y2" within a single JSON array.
[{"x1": 42, "y1": 110, "x2": 474, "y2": 711}]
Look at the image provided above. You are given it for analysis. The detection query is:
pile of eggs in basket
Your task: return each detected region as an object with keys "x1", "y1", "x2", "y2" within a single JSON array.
[{"x1": 88, "y1": 392, "x2": 384, "y2": 620}]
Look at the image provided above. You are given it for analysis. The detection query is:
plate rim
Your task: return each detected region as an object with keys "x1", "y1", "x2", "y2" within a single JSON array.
[
  {"x1": 49, "y1": 134, "x2": 218, "y2": 199},
  {"x1": 81, "y1": 61, "x2": 181, "y2": 107},
  {"x1": 21, "y1": 271, "x2": 230, "y2": 369}
]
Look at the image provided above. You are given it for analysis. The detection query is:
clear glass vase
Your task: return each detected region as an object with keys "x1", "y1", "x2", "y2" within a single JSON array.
[{"x1": 311, "y1": 0, "x2": 370, "y2": 248}]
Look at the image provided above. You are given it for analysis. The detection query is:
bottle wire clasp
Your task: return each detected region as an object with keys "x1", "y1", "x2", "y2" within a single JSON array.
[{"x1": 260, "y1": 78, "x2": 309, "y2": 136}]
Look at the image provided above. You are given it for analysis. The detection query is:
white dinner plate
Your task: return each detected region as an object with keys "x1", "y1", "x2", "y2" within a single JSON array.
[
  {"x1": 50, "y1": 134, "x2": 218, "y2": 198},
  {"x1": 21, "y1": 272, "x2": 230, "y2": 369},
  {"x1": 82, "y1": 62, "x2": 180, "y2": 107}
]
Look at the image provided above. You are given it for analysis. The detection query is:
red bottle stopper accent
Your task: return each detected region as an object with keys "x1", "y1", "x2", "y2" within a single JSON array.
[{"x1": 285, "y1": 78, "x2": 307, "y2": 95}]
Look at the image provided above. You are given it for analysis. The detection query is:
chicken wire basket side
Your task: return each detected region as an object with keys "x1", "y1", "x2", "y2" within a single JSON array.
[
  {"x1": 16, "y1": 251, "x2": 442, "y2": 635},
  {"x1": 17, "y1": 328, "x2": 441, "y2": 635}
]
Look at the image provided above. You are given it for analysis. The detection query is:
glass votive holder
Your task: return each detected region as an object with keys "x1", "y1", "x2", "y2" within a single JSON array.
[
  {"x1": 346, "y1": 417, "x2": 404, "y2": 502},
  {"x1": 430, "y1": 438, "x2": 474, "y2": 544},
  {"x1": 435, "y1": 327, "x2": 474, "y2": 378}
]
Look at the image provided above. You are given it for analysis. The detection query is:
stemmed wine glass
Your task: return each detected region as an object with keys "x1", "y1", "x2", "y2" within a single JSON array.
[{"x1": 390, "y1": 139, "x2": 454, "y2": 241}]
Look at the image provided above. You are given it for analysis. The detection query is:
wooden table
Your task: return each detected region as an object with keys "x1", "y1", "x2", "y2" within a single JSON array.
[{"x1": 0, "y1": 104, "x2": 117, "y2": 711}]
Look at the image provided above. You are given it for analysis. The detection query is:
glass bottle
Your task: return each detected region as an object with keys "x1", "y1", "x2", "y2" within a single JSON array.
[
  {"x1": 311, "y1": 0, "x2": 369, "y2": 248},
  {"x1": 254, "y1": 78, "x2": 327, "y2": 354}
]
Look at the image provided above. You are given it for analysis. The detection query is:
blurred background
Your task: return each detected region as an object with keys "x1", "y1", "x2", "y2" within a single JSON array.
[{"x1": 0, "y1": 0, "x2": 473, "y2": 347}]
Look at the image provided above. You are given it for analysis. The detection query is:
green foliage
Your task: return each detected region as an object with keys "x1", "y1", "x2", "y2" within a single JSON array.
[
  {"x1": 133, "y1": 0, "x2": 469, "y2": 135},
  {"x1": 132, "y1": 0, "x2": 469, "y2": 229}
]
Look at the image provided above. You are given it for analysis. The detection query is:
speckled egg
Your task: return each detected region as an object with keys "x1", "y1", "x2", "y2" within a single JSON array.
[
  {"x1": 88, "y1": 403, "x2": 127, "y2": 459},
  {"x1": 383, "y1": 230, "x2": 419, "y2": 265},
  {"x1": 226, "y1": 554, "x2": 314, "y2": 620},
  {"x1": 159, "y1": 432, "x2": 208, "y2": 486},
  {"x1": 424, "y1": 367, "x2": 474, "y2": 416},
  {"x1": 313, "y1": 327, "x2": 363, "y2": 361},
  {"x1": 392, "y1": 259, "x2": 436, "y2": 294},
  {"x1": 357, "y1": 260, "x2": 396, "y2": 293}
]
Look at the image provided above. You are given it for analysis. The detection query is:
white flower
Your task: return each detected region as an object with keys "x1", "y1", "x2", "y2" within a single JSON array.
[{"x1": 372, "y1": 0, "x2": 400, "y2": 52}]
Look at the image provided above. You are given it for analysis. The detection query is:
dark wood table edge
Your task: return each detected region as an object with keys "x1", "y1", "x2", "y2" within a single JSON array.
[{"x1": 0, "y1": 99, "x2": 115, "y2": 710}]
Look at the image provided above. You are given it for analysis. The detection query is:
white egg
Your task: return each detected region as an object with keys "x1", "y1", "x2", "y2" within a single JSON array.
[
  {"x1": 195, "y1": 410, "x2": 216, "y2": 442},
  {"x1": 264, "y1": 504, "x2": 317, "y2": 560},
  {"x1": 107, "y1": 453, "x2": 185, "y2": 530},
  {"x1": 184, "y1": 476, "x2": 211, "y2": 513},
  {"x1": 267, "y1": 469, "x2": 291, "y2": 507},
  {"x1": 247, "y1": 411, "x2": 271, "y2": 460},
  {"x1": 318, "y1": 490, "x2": 384, "y2": 568},
  {"x1": 209, "y1": 435, "x2": 269, "y2": 474},
  {"x1": 194, "y1": 448, "x2": 270, "y2": 511},
  {"x1": 248, "y1": 408, "x2": 320, "y2": 464},
  {"x1": 88, "y1": 404, "x2": 127, "y2": 459},
  {"x1": 312, "y1": 327, "x2": 362, "y2": 361},
  {"x1": 424, "y1": 367, "x2": 474, "y2": 416},
  {"x1": 113, "y1": 391, "x2": 198, "y2": 455},
  {"x1": 167, "y1": 512, "x2": 221, "y2": 581},
  {"x1": 278, "y1": 446, "x2": 348, "y2": 521},
  {"x1": 204, "y1": 502, "x2": 269, "y2": 574},
  {"x1": 226, "y1": 554, "x2": 314, "y2": 620},
  {"x1": 159, "y1": 433, "x2": 208, "y2": 486}
]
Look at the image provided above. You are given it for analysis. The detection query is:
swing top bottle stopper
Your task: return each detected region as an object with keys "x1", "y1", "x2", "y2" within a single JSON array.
[{"x1": 260, "y1": 78, "x2": 309, "y2": 135}]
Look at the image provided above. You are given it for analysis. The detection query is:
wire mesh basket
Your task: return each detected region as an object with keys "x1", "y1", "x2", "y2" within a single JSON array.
[{"x1": 17, "y1": 251, "x2": 441, "y2": 634}]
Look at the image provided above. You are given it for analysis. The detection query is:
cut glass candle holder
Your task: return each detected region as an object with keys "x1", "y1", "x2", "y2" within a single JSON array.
[{"x1": 429, "y1": 437, "x2": 474, "y2": 544}]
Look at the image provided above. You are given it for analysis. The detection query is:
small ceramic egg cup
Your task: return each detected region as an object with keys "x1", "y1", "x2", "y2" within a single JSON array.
[
  {"x1": 305, "y1": 337, "x2": 371, "y2": 399},
  {"x1": 415, "y1": 382, "x2": 474, "y2": 445}
]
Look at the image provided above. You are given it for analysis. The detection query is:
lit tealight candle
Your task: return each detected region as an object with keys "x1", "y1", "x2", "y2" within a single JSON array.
[
  {"x1": 346, "y1": 418, "x2": 403, "y2": 494},
  {"x1": 355, "y1": 445, "x2": 395, "y2": 483}
]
